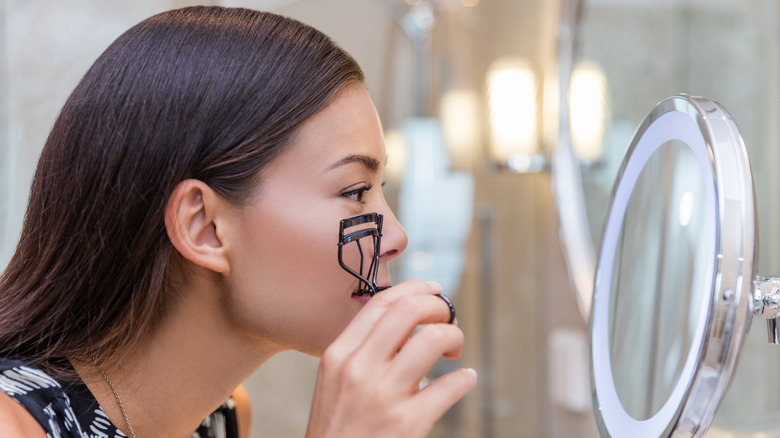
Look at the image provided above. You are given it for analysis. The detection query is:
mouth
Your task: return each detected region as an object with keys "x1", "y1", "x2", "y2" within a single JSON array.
[
  {"x1": 350, "y1": 284, "x2": 390, "y2": 302},
  {"x1": 351, "y1": 292, "x2": 371, "y2": 304}
]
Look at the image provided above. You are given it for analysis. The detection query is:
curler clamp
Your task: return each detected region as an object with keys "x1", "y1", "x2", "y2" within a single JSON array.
[{"x1": 338, "y1": 213, "x2": 386, "y2": 296}]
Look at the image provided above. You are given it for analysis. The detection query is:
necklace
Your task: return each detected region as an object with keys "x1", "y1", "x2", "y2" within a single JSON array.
[{"x1": 95, "y1": 362, "x2": 138, "y2": 438}]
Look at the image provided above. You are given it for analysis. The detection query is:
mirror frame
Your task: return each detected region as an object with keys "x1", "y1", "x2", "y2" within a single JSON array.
[
  {"x1": 552, "y1": 0, "x2": 595, "y2": 319},
  {"x1": 590, "y1": 95, "x2": 756, "y2": 437}
]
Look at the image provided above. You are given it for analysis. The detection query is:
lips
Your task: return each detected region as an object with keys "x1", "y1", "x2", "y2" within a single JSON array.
[
  {"x1": 350, "y1": 284, "x2": 390, "y2": 302},
  {"x1": 351, "y1": 292, "x2": 371, "y2": 303},
  {"x1": 358, "y1": 285, "x2": 390, "y2": 296}
]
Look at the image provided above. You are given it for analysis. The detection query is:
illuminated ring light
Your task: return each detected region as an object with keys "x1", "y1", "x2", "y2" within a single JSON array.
[{"x1": 591, "y1": 106, "x2": 717, "y2": 437}]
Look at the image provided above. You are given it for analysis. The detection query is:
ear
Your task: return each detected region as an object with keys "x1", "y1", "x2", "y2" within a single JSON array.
[{"x1": 165, "y1": 179, "x2": 231, "y2": 276}]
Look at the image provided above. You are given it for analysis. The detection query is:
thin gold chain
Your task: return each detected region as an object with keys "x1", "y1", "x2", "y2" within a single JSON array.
[{"x1": 95, "y1": 362, "x2": 138, "y2": 438}]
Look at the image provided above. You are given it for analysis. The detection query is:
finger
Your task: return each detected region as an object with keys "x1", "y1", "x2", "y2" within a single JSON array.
[
  {"x1": 410, "y1": 368, "x2": 477, "y2": 419},
  {"x1": 434, "y1": 294, "x2": 456, "y2": 324},
  {"x1": 390, "y1": 323, "x2": 464, "y2": 389},
  {"x1": 354, "y1": 292, "x2": 458, "y2": 362},
  {"x1": 326, "y1": 280, "x2": 441, "y2": 358}
]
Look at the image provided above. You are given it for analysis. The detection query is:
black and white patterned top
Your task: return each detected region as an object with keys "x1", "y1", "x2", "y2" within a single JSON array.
[{"x1": 0, "y1": 358, "x2": 239, "y2": 438}]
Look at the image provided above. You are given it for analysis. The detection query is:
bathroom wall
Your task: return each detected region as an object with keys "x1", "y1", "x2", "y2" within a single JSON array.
[{"x1": 0, "y1": 0, "x2": 9, "y2": 261}]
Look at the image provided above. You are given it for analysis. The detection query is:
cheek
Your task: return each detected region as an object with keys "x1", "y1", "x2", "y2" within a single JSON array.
[{"x1": 224, "y1": 203, "x2": 363, "y2": 353}]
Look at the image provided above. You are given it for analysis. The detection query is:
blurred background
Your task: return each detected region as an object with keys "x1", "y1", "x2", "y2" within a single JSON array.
[{"x1": 2, "y1": 0, "x2": 780, "y2": 436}]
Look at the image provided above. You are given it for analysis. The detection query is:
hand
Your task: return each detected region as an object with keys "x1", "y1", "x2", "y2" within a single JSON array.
[{"x1": 305, "y1": 280, "x2": 477, "y2": 438}]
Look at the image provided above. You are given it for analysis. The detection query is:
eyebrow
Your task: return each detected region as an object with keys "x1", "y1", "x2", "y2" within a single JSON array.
[{"x1": 328, "y1": 154, "x2": 383, "y2": 172}]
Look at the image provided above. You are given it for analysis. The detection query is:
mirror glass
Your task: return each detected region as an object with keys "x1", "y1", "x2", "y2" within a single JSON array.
[{"x1": 608, "y1": 139, "x2": 710, "y2": 421}]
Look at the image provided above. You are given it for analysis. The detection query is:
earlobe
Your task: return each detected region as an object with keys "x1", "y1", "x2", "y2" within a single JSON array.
[{"x1": 165, "y1": 179, "x2": 231, "y2": 276}]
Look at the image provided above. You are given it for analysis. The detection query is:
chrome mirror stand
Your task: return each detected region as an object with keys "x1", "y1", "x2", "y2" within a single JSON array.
[{"x1": 752, "y1": 276, "x2": 780, "y2": 343}]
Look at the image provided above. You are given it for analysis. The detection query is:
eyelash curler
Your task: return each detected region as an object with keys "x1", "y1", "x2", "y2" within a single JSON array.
[
  {"x1": 337, "y1": 212, "x2": 456, "y2": 324},
  {"x1": 338, "y1": 212, "x2": 387, "y2": 296}
]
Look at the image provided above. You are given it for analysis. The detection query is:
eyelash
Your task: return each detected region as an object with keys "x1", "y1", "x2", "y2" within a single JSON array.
[{"x1": 342, "y1": 183, "x2": 374, "y2": 203}]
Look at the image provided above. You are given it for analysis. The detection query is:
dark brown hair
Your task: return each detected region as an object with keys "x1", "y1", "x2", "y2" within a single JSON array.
[{"x1": 0, "y1": 6, "x2": 363, "y2": 377}]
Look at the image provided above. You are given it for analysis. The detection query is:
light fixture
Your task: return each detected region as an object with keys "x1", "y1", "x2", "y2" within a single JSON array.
[
  {"x1": 439, "y1": 88, "x2": 480, "y2": 170},
  {"x1": 383, "y1": 129, "x2": 407, "y2": 182},
  {"x1": 486, "y1": 57, "x2": 538, "y2": 166},
  {"x1": 569, "y1": 61, "x2": 609, "y2": 163}
]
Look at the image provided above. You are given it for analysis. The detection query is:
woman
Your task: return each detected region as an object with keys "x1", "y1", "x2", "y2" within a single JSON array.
[{"x1": 0, "y1": 6, "x2": 476, "y2": 438}]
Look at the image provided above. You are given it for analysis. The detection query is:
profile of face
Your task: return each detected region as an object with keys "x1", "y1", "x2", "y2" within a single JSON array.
[{"x1": 219, "y1": 85, "x2": 408, "y2": 356}]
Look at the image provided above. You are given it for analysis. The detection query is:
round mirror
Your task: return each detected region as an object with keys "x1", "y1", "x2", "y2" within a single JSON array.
[
  {"x1": 609, "y1": 137, "x2": 712, "y2": 422},
  {"x1": 591, "y1": 95, "x2": 756, "y2": 437}
]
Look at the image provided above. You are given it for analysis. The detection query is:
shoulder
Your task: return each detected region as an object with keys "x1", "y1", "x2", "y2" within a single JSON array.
[
  {"x1": 198, "y1": 385, "x2": 252, "y2": 438},
  {"x1": 232, "y1": 385, "x2": 252, "y2": 438},
  {"x1": 0, "y1": 391, "x2": 47, "y2": 438},
  {"x1": 0, "y1": 358, "x2": 97, "y2": 438}
]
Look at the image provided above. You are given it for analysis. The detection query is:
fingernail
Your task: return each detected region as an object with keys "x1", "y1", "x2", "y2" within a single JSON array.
[
  {"x1": 425, "y1": 281, "x2": 442, "y2": 291},
  {"x1": 466, "y1": 368, "x2": 477, "y2": 380}
]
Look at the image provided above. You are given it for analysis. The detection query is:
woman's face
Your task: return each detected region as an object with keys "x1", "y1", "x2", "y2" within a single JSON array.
[{"x1": 222, "y1": 85, "x2": 407, "y2": 356}]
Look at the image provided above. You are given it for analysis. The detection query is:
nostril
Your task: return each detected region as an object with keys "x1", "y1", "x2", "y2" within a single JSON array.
[{"x1": 382, "y1": 249, "x2": 399, "y2": 258}]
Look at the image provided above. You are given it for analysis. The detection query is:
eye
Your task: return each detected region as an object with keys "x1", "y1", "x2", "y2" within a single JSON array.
[{"x1": 342, "y1": 183, "x2": 374, "y2": 203}]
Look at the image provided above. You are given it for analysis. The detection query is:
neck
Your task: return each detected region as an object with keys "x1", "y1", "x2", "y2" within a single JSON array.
[{"x1": 74, "y1": 273, "x2": 285, "y2": 437}]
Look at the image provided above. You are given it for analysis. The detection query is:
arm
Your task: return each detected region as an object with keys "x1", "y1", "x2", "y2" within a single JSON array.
[
  {"x1": 305, "y1": 280, "x2": 477, "y2": 438},
  {"x1": 0, "y1": 392, "x2": 47, "y2": 438}
]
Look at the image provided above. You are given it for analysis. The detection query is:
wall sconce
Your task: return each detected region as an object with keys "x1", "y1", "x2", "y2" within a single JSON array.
[
  {"x1": 384, "y1": 129, "x2": 407, "y2": 182},
  {"x1": 440, "y1": 88, "x2": 481, "y2": 170},
  {"x1": 569, "y1": 60, "x2": 609, "y2": 163},
  {"x1": 486, "y1": 57, "x2": 539, "y2": 171}
]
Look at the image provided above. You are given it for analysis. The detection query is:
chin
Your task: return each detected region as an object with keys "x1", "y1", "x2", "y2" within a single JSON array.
[
  {"x1": 295, "y1": 322, "x2": 350, "y2": 357},
  {"x1": 291, "y1": 296, "x2": 365, "y2": 356},
  {"x1": 296, "y1": 339, "x2": 333, "y2": 358}
]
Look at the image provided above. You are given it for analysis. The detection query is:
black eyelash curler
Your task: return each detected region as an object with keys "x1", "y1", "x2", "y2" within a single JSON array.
[
  {"x1": 337, "y1": 212, "x2": 456, "y2": 324},
  {"x1": 338, "y1": 213, "x2": 387, "y2": 296}
]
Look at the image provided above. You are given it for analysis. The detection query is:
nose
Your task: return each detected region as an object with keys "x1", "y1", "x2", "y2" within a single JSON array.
[{"x1": 378, "y1": 205, "x2": 408, "y2": 263}]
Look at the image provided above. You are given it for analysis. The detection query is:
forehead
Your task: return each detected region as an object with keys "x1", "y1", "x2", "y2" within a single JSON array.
[{"x1": 282, "y1": 86, "x2": 385, "y2": 166}]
